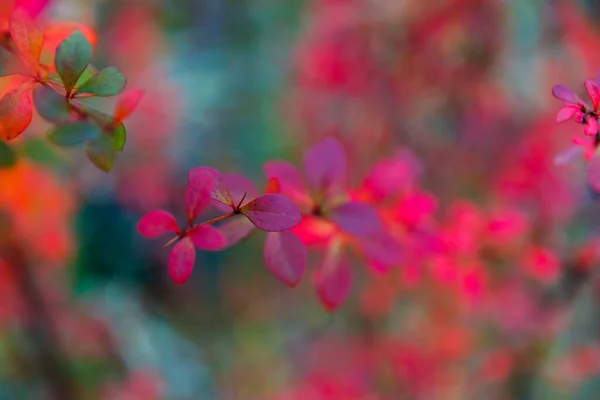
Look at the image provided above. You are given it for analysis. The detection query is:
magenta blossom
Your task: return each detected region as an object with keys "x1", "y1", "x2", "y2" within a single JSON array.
[
  {"x1": 552, "y1": 79, "x2": 600, "y2": 137},
  {"x1": 264, "y1": 138, "x2": 402, "y2": 311},
  {"x1": 137, "y1": 169, "x2": 228, "y2": 284},
  {"x1": 188, "y1": 167, "x2": 307, "y2": 287},
  {"x1": 137, "y1": 167, "x2": 303, "y2": 285}
]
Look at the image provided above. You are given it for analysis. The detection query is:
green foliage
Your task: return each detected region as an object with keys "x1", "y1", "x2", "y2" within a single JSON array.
[
  {"x1": 112, "y1": 123, "x2": 126, "y2": 152},
  {"x1": 0, "y1": 141, "x2": 16, "y2": 169},
  {"x1": 75, "y1": 67, "x2": 126, "y2": 97},
  {"x1": 47, "y1": 121, "x2": 101, "y2": 147},
  {"x1": 18, "y1": 138, "x2": 61, "y2": 167},
  {"x1": 32, "y1": 86, "x2": 71, "y2": 123},
  {"x1": 55, "y1": 31, "x2": 92, "y2": 93},
  {"x1": 85, "y1": 134, "x2": 115, "y2": 172}
]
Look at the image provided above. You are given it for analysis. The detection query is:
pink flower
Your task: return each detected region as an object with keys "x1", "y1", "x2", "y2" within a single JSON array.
[
  {"x1": 264, "y1": 138, "x2": 396, "y2": 310},
  {"x1": 137, "y1": 167, "x2": 303, "y2": 285},
  {"x1": 552, "y1": 80, "x2": 599, "y2": 136}
]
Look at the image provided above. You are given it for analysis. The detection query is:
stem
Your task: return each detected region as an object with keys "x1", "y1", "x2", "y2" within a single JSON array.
[
  {"x1": 193, "y1": 212, "x2": 235, "y2": 228},
  {"x1": 0, "y1": 230, "x2": 76, "y2": 400}
]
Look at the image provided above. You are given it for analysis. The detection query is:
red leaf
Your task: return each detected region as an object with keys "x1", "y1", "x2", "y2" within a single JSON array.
[
  {"x1": 185, "y1": 168, "x2": 214, "y2": 224},
  {"x1": 114, "y1": 88, "x2": 145, "y2": 123},
  {"x1": 188, "y1": 166, "x2": 233, "y2": 208},
  {"x1": 585, "y1": 80, "x2": 600, "y2": 110},
  {"x1": 303, "y1": 138, "x2": 347, "y2": 196},
  {"x1": 329, "y1": 201, "x2": 383, "y2": 237},
  {"x1": 240, "y1": 194, "x2": 302, "y2": 232},
  {"x1": 187, "y1": 225, "x2": 227, "y2": 251},
  {"x1": 168, "y1": 237, "x2": 195, "y2": 284},
  {"x1": 217, "y1": 217, "x2": 255, "y2": 246},
  {"x1": 137, "y1": 210, "x2": 179, "y2": 238},
  {"x1": 0, "y1": 85, "x2": 33, "y2": 140},
  {"x1": 263, "y1": 231, "x2": 306, "y2": 287},
  {"x1": 314, "y1": 247, "x2": 352, "y2": 312},
  {"x1": 263, "y1": 160, "x2": 311, "y2": 205},
  {"x1": 10, "y1": 7, "x2": 44, "y2": 70}
]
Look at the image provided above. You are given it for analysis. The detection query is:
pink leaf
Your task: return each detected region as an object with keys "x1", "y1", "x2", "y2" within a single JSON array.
[
  {"x1": 360, "y1": 150, "x2": 422, "y2": 200},
  {"x1": 556, "y1": 105, "x2": 578, "y2": 123},
  {"x1": 329, "y1": 201, "x2": 383, "y2": 237},
  {"x1": 217, "y1": 217, "x2": 256, "y2": 246},
  {"x1": 303, "y1": 137, "x2": 347, "y2": 196},
  {"x1": 359, "y1": 233, "x2": 403, "y2": 268},
  {"x1": 185, "y1": 168, "x2": 214, "y2": 224},
  {"x1": 212, "y1": 173, "x2": 258, "y2": 212},
  {"x1": 188, "y1": 166, "x2": 233, "y2": 208},
  {"x1": 587, "y1": 151, "x2": 600, "y2": 192},
  {"x1": 187, "y1": 225, "x2": 227, "y2": 251},
  {"x1": 313, "y1": 250, "x2": 352, "y2": 312},
  {"x1": 137, "y1": 210, "x2": 179, "y2": 238},
  {"x1": 585, "y1": 118, "x2": 599, "y2": 136},
  {"x1": 552, "y1": 84, "x2": 578, "y2": 104},
  {"x1": 585, "y1": 80, "x2": 600, "y2": 110},
  {"x1": 263, "y1": 161, "x2": 311, "y2": 205},
  {"x1": 240, "y1": 194, "x2": 302, "y2": 232},
  {"x1": 114, "y1": 88, "x2": 145, "y2": 123},
  {"x1": 263, "y1": 231, "x2": 306, "y2": 287},
  {"x1": 168, "y1": 237, "x2": 195, "y2": 284}
]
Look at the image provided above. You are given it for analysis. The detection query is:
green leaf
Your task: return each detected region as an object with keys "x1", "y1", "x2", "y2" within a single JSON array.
[
  {"x1": 47, "y1": 121, "x2": 100, "y2": 147},
  {"x1": 112, "y1": 123, "x2": 126, "y2": 151},
  {"x1": 74, "y1": 66, "x2": 96, "y2": 89},
  {"x1": 55, "y1": 31, "x2": 92, "y2": 93},
  {"x1": 32, "y1": 86, "x2": 71, "y2": 123},
  {"x1": 18, "y1": 138, "x2": 60, "y2": 167},
  {"x1": 86, "y1": 134, "x2": 114, "y2": 172},
  {"x1": 75, "y1": 67, "x2": 126, "y2": 97},
  {"x1": 0, "y1": 141, "x2": 16, "y2": 169}
]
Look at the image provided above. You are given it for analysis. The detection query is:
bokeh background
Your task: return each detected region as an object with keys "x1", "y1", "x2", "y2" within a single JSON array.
[{"x1": 3, "y1": 0, "x2": 600, "y2": 399}]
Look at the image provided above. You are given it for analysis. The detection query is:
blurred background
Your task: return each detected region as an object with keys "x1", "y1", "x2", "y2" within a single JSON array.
[{"x1": 3, "y1": 0, "x2": 600, "y2": 398}]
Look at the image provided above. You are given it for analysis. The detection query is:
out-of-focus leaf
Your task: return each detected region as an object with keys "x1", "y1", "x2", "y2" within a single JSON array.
[
  {"x1": 10, "y1": 8, "x2": 44, "y2": 69},
  {"x1": 264, "y1": 160, "x2": 310, "y2": 205},
  {"x1": 47, "y1": 121, "x2": 100, "y2": 146},
  {"x1": 32, "y1": 85, "x2": 71, "y2": 123},
  {"x1": 114, "y1": 88, "x2": 144, "y2": 123},
  {"x1": 314, "y1": 246, "x2": 352, "y2": 312},
  {"x1": 329, "y1": 201, "x2": 383, "y2": 237},
  {"x1": 18, "y1": 137, "x2": 60, "y2": 166},
  {"x1": 241, "y1": 194, "x2": 302, "y2": 232},
  {"x1": 303, "y1": 137, "x2": 347, "y2": 196},
  {"x1": 217, "y1": 217, "x2": 255, "y2": 247},
  {"x1": 75, "y1": 67, "x2": 126, "y2": 97},
  {"x1": 0, "y1": 87, "x2": 33, "y2": 141},
  {"x1": 54, "y1": 31, "x2": 92, "y2": 92},
  {"x1": 85, "y1": 134, "x2": 114, "y2": 172},
  {"x1": 264, "y1": 231, "x2": 306, "y2": 287},
  {"x1": 0, "y1": 141, "x2": 16, "y2": 169},
  {"x1": 112, "y1": 123, "x2": 126, "y2": 151}
]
